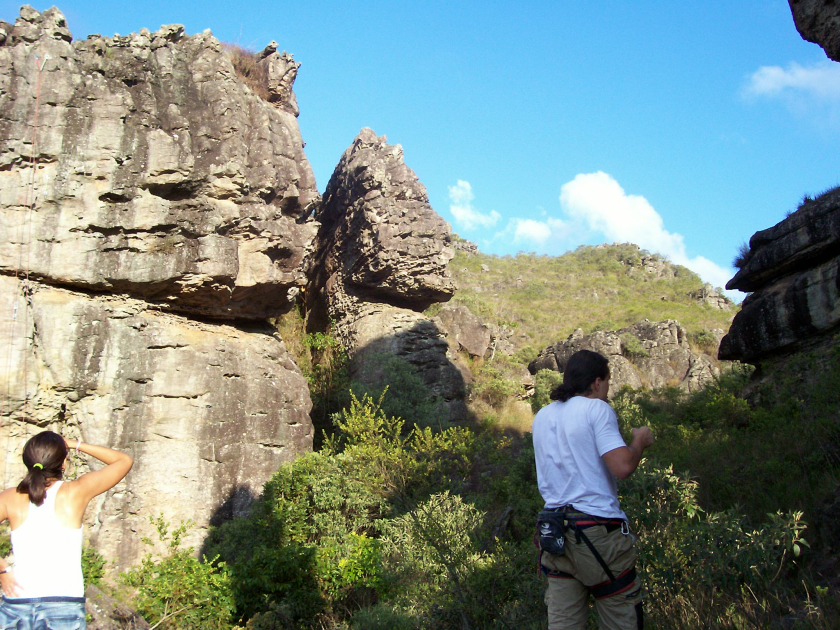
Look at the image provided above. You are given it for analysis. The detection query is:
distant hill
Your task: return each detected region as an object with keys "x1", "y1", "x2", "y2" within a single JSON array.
[{"x1": 433, "y1": 241, "x2": 737, "y2": 360}]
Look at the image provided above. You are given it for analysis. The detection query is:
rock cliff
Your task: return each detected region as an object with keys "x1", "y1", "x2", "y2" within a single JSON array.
[
  {"x1": 0, "y1": 7, "x2": 315, "y2": 569},
  {"x1": 720, "y1": 187, "x2": 840, "y2": 363},
  {"x1": 0, "y1": 7, "x2": 318, "y2": 320},
  {"x1": 530, "y1": 319, "x2": 724, "y2": 395},
  {"x1": 306, "y1": 129, "x2": 463, "y2": 415},
  {"x1": 789, "y1": 0, "x2": 840, "y2": 62}
]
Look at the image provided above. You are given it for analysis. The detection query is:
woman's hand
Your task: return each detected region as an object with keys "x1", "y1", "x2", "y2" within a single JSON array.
[
  {"x1": 0, "y1": 568, "x2": 21, "y2": 598},
  {"x1": 63, "y1": 436, "x2": 79, "y2": 450}
]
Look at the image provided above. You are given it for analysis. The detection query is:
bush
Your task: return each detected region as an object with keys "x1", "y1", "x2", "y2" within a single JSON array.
[
  {"x1": 222, "y1": 43, "x2": 270, "y2": 101},
  {"x1": 82, "y1": 545, "x2": 106, "y2": 587},
  {"x1": 531, "y1": 368, "x2": 562, "y2": 412},
  {"x1": 348, "y1": 354, "x2": 446, "y2": 430},
  {"x1": 121, "y1": 516, "x2": 235, "y2": 630}
]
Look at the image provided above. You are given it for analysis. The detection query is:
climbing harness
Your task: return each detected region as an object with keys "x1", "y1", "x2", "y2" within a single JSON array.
[{"x1": 536, "y1": 506, "x2": 638, "y2": 599}]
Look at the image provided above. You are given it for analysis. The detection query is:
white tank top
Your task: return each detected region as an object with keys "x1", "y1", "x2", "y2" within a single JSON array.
[{"x1": 10, "y1": 481, "x2": 85, "y2": 598}]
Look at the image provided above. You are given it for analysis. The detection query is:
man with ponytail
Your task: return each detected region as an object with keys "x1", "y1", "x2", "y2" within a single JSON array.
[
  {"x1": 0, "y1": 431, "x2": 132, "y2": 629},
  {"x1": 533, "y1": 349, "x2": 654, "y2": 630}
]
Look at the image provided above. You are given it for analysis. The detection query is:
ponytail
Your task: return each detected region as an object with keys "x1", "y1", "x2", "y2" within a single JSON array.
[
  {"x1": 16, "y1": 431, "x2": 67, "y2": 506},
  {"x1": 549, "y1": 350, "x2": 610, "y2": 402}
]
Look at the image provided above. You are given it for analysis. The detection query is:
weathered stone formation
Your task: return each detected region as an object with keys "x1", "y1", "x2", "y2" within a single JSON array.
[
  {"x1": 307, "y1": 128, "x2": 463, "y2": 415},
  {"x1": 530, "y1": 320, "x2": 724, "y2": 395},
  {"x1": 719, "y1": 187, "x2": 840, "y2": 364},
  {"x1": 0, "y1": 8, "x2": 318, "y2": 319},
  {"x1": 0, "y1": 7, "x2": 315, "y2": 570},
  {"x1": 690, "y1": 283, "x2": 735, "y2": 311},
  {"x1": 789, "y1": 0, "x2": 840, "y2": 62}
]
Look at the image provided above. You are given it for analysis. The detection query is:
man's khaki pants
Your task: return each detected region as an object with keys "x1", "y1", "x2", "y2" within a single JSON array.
[{"x1": 541, "y1": 525, "x2": 643, "y2": 630}]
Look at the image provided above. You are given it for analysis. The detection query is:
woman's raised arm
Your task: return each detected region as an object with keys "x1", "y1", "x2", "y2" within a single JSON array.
[{"x1": 63, "y1": 438, "x2": 133, "y2": 505}]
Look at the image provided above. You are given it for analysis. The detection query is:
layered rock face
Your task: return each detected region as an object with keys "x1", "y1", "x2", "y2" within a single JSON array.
[
  {"x1": 530, "y1": 320, "x2": 723, "y2": 395},
  {"x1": 307, "y1": 129, "x2": 463, "y2": 411},
  {"x1": 0, "y1": 7, "x2": 314, "y2": 569},
  {"x1": 789, "y1": 0, "x2": 840, "y2": 62},
  {"x1": 720, "y1": 187, "x2": 840, "y2": 363},
  {"x1": 0, "y1": 7, "x2": 318, "y2": 320}
]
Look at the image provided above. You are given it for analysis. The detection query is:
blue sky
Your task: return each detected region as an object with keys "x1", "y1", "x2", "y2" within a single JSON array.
[{"x1": 3, "y1": 1, "x2": 839, "y2": 296}]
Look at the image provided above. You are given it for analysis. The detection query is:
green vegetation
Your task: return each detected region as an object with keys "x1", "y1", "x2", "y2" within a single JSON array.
[
  {"x1": 444, "y1": 244, "x2": 736, "y2": 353},
  {"x1": 120, "y1": 516, "x2": 235, "y2": 630},
  {"x1": 108, "y1": 361, "x2": 839, "y2": 628},
  {"x1": 9, "y1": 245, "x2": 836, "y2": 629}
]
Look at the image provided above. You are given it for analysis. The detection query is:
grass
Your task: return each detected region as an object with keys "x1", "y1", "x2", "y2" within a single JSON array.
[
  {"x1": 222, "y1": 43, "x2": 270, "y2": 101},
  {"x1": 443, "y1": 243, "x2": 737, "y2": 355}
]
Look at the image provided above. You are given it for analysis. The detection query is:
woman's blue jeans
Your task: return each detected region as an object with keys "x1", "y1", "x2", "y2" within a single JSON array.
[{"x1": 0, "y1": 597, "x2": 85, "y2": 630}]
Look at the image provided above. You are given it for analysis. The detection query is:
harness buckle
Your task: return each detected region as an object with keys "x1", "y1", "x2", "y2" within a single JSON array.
[{"x1": 621, "y1": 520, "x2": 629, "y2": 536}]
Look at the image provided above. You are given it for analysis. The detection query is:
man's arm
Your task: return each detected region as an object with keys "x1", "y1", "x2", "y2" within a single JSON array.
[{"x1": 601, "y1": 426, "x2": 654, "y2": 479}]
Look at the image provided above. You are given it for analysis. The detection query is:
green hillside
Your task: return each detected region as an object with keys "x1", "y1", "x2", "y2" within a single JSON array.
[{"x1": 437, "y1": 242, "x2": 737, "y2": 356}]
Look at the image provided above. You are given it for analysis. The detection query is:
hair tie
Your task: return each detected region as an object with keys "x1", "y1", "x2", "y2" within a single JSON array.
[{"x1": 32, "y1": 463, "x2": 43, "y2": 470}]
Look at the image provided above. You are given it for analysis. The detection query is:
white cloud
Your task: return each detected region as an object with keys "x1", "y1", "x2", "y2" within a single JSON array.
[
  {"x1": 511, "y1": 217, "x2": 571, "y2": 247},
  {"x1": 745, "y1": 61, "x2": 840, "y2": 100},
  {"x1": 559, "y1": 172, "x2": 734, "y2": 290},
  {"x1": 744, "y1": 61, "x2": 840, "y2": 125},
  {"x1": 448, "y1": 180, "x2": 501, "y2": 231}
]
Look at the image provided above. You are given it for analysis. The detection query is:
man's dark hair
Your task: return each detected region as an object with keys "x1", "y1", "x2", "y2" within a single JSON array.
[{"x1": 549, "y1": 350, "x2": 610, "y2": 402}]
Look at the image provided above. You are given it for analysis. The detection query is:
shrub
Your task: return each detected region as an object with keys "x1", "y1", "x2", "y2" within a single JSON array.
[
  {"x1": 620, "y1": 332, "x2": 649, "y2": 358},
  {"x1": 733, "y1": 241, "x2": 751, "y2": 269},
  {"x1": 348, "y1": 354, "x2": 446, "y2": 430},
  {"x1": 82, "y1": 545, "x2": 106, "y2": 587},
  {"x1": 222, "y1": 43, "x2": 270, "y2": 101},
  {"x1": 121, "y1": 516, "x2": 235, "y2": 630},
  {"x1": 531, "y1": 368, "x2": 562, "y2": 412},
  {"x1": 471, "y1": 355, "x2": 522, "y2": 408}
]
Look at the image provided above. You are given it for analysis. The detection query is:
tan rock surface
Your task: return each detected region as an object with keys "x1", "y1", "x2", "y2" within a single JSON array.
[
  {"x1": 0, "y1": 275, "x2": 312, "y2": 569},
  {"x1": 0, "y1": 7, "x2": 319, "y2": 320}
]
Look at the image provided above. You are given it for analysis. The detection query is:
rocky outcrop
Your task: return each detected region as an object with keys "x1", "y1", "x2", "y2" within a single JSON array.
[
  {"x1": 720, "y1": 187, "x2": 840, "y2": 363},
  {"x1": 0, "y1": 7, "x2": 315, "y2": 571},
  {"x1": 0, "y1": 7, "x2": 318, "y2": 320},
  {"x1": 789, "y1": 0, "x2": 840, "y2": 62},
  {"x1": 690, "y1": 284, "x2": 734, "y2": 310},
  {"x1": 0, "y1": 276, "x2": 312, "y2": 568},
  {"x1": 307, "y1": 129, "x2": 462, "y2": 414},
  {"x1": 530, "y1": 319, "x2": 722, "y2": 395},
  {"x1": 434, "y1": 303, "x2": 492, "y2": 359}
]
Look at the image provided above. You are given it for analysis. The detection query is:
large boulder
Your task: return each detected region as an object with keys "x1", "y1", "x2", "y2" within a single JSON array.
[
  {"x1": 789, "y1": 0, "x2": 840, "y2": 62},
  {"x1": 720, "y1": 187, "x2": 840, "y2": 362},
  {"x1": 307, "y1": 129, "x2": 462, "y2": 414},
  {"x1": 0, "y1": 7, "x2": 319, "y2": 320},
  {"x1": 0, "y1": 276, "x2": 312, "y2": 569},
  {"x1": 530, "y1": 320, "x2": 722, "y2": 395}
]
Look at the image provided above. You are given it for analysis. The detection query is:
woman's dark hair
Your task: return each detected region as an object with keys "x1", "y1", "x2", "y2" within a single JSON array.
[
  {"x1": 17, "y1": 431, "x2": 67, "y2": 506},
  {"x1": 549, "y1": 350, "x2": 610, "y2": 402}
]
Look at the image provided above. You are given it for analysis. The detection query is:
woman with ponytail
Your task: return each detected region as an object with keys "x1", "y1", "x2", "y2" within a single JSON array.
[{"x1": 0, "y1": 431, "x2": 132, "y2": 629}]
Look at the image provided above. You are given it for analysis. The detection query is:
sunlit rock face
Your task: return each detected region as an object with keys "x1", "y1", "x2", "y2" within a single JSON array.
[
  {"x1": 789, "y1": 0, "x2": 840, "y2": 62},
  {"x1": 0, "y1": 7, "x2": 319, "y2": 320},
  {"x1": 530, "y1": 319, "x2": 724, "y2": 395},
  {"x1": 720, "y1": 187, "x2": 840, "y2": 363},
  {"x1": 0, "y1": 7, "x2": 315, "y2": 570},
  {"x1": 307, "y1": 129, "x2": 463, "y2": 415}
]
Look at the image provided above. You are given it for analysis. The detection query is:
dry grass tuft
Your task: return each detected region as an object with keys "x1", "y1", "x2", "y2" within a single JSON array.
[{"x1": 222, "y1": 43, "x2": 270, "y2": 101}]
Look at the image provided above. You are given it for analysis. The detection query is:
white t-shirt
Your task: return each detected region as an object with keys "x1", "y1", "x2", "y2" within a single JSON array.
[{"x1": 532, "y1": 396, "x2": 628, "y2": 519}]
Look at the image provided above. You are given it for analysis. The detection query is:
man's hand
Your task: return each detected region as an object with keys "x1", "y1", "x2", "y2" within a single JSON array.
[
  {"x1": 631, "y1": 426, "x2": 654, "y2": 450},
  {"x1": 602, "y1": 426, "x2": 655, "y2": 479}
]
